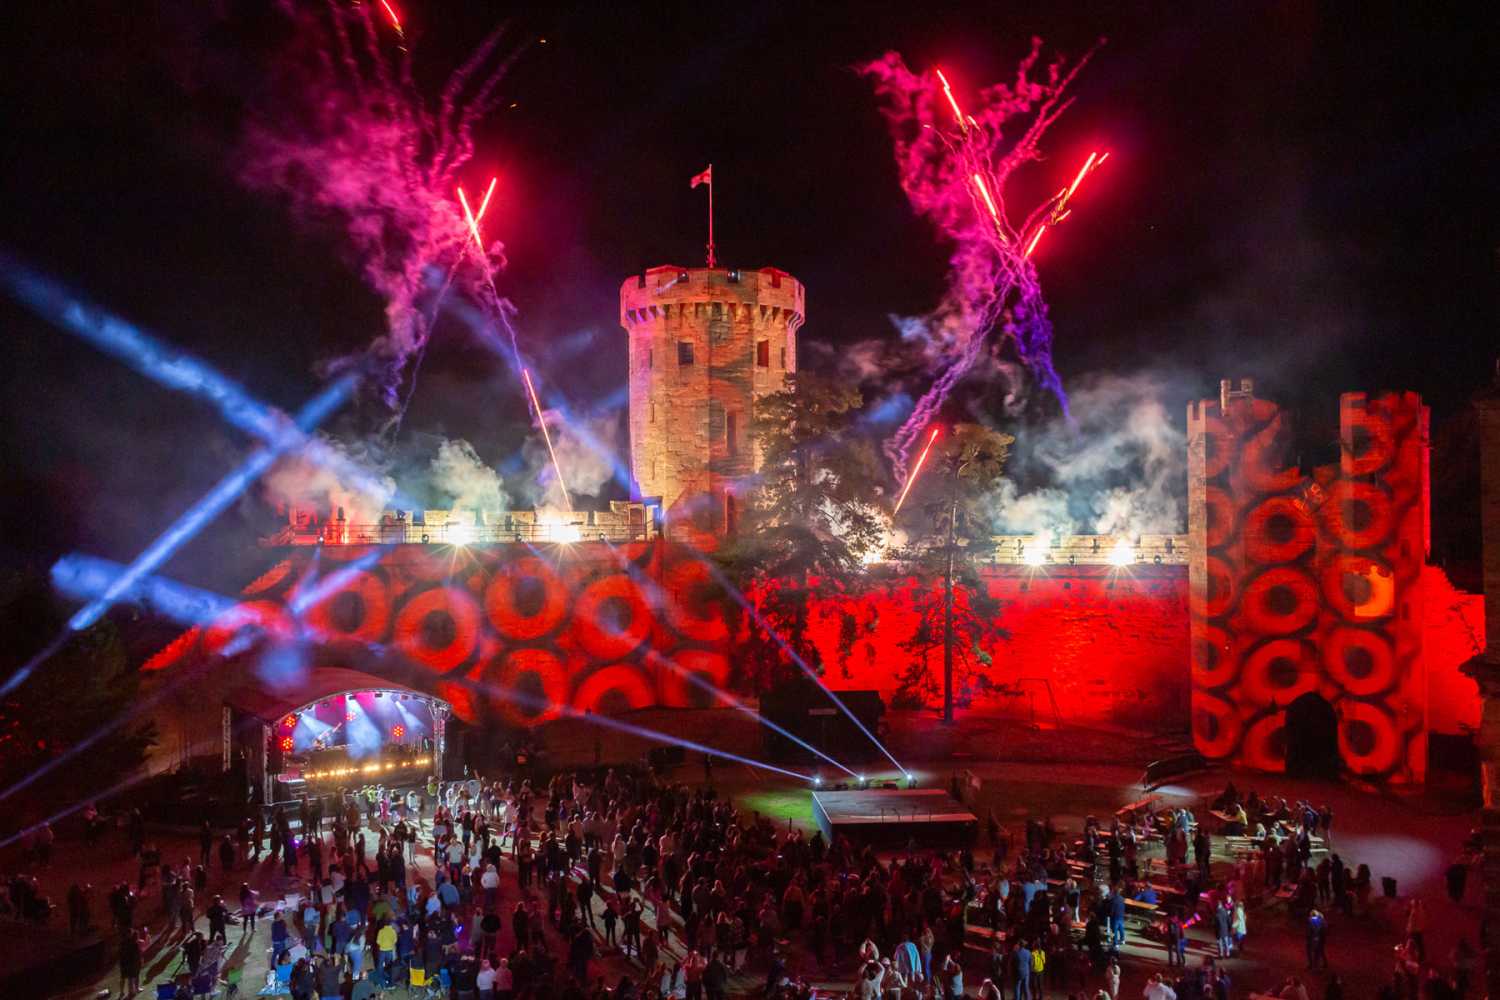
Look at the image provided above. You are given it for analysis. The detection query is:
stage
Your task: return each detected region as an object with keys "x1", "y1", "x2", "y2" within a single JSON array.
[{"x1": 810, "y1": 787, "x2": 978, "y2": 846}]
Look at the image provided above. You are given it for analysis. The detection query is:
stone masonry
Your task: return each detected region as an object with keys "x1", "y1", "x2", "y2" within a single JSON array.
[{"x1": 620, "y1": 265, "x2": 804, "y2": 535}]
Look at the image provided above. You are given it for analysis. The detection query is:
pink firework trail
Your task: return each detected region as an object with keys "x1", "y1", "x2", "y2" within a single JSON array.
[
  {"x1": 239, "y1": 2, "x2": 522, "y2": 409},
  {"x1": 861, "y1": 41, "x2": 1104, "y2": 481}
]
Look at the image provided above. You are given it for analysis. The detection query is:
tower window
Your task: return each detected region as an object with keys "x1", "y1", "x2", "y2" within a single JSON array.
[
  {"x1": 779, "y1": 346, "x2": 786, "y2": 369},
  {"x1": 726, "y1": 411, "x2": 739, "y2": 456},
  {"x1": 647, "y1": 347, "x2": 653, "y2": 370},
  {"x1": 677, "y1": 341, "x2": 694, "y2": 366},
  {"x1": 650, "y1": 402, "x2": 656, "y2": 424},
  {"x1": 756, "y1": 340, "x2": 769, "y2": 367}
]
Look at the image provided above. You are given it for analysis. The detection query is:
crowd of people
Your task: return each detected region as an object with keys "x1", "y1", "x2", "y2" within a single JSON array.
[{"x1": 0, "y1": 767, "x2": 1484, "y2": 999}]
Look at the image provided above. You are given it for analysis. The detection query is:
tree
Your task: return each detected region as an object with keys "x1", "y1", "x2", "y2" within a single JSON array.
[
  {"x1": 718, "y1": 372, "x2": 886, "y2": 688},
  {"x1": 0, "y1": 570, "x2": 157, "y2": 825},
  {"x1": 891, "y1": 423, "x2": 1014, "y2": 721}
]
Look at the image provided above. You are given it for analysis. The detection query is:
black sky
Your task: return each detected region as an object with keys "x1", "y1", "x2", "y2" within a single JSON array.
[{"x1": 1, "y1": 1, "x2": 1497, "y2": 587}]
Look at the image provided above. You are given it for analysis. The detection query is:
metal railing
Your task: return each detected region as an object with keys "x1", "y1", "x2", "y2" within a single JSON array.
[{"x1": 264, "y1": 520, "x2": 655, "y2": 547}]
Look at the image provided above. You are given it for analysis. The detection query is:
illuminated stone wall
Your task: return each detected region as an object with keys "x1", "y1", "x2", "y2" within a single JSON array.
[{"x1": 1187, "y1": 385, "x2": 1441, "y2": 781}]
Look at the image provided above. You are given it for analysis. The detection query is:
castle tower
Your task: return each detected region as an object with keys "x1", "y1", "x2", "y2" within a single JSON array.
[{"x1": 619, "y1": 265, "x2": 805, "y2": 535}]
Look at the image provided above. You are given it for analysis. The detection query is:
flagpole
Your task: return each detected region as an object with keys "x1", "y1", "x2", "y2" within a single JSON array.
[{"x1": 706, "y1": 164, "x2": 716, "y2": 268}]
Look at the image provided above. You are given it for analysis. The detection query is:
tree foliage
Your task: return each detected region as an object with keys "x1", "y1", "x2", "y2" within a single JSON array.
[
  {"x1": 718, "y1": 372, "x2": 887, "y2": 687},
  {"x1": 0, "y1": 570, "x2": 157, "y2": 823},
  {"x1": 890, "y1": 423, "x2": 1014, "y2": 710}
]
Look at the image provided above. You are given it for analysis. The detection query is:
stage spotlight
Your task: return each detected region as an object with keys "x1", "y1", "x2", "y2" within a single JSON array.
[
  {"x1": 449, "y1": 523, "x2": 476, "y2": 547},
  {"x1": 1109, "y1": 539, "x2": 1134, "y2": 566},
  {"x1": 392, "y1": 724, "x2": 405, "y2": 739},
  {"x1": 813, "y1": 775, "x2": 822, "y2": 786},
  {"x1": 279, "y1": 736, "x2": 293, "y2": 752}
]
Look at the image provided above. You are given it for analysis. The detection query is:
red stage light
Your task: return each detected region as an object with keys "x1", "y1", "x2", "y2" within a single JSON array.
[
  {"x1": 282, "y1": 714, "x2": 296, "y2": 730},
  {"x1": 279, "y1": 736, "x2": 294, "y2": 752},
  {"x1": 392, "y1": 725, "x2": 405, "y2": 739},
  {"x1": 346, "y1": 709, "x2": 356, "y2": 723}
]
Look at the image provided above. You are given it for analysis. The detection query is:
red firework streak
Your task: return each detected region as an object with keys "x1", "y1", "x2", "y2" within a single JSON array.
[
  {"x1": 456, "y1": 177, "x2": 498, "y2": 255},
  {"x1": 522, "y1": 368, "x2": 574, "y2": 512},
  {"x1": 934, "y1": 69, "x2": 968, "y2": 133},
  {"x1": 892, "y1": 426, "x2": 941, "y2": 515},
  {"x1": 971, "y1": 173, "x2": 1007, "y2": 243},
  {"x1": 1025, "y1": 150, "x2": 1109, "y2": 258},
  {"x1": 379, "y1": 0, "x2": 405, "y2": 42}
]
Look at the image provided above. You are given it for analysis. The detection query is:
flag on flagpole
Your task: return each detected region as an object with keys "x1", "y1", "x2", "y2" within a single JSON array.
[{"x1": 690, "y1": 165, "x2": 712, "y2": 188}]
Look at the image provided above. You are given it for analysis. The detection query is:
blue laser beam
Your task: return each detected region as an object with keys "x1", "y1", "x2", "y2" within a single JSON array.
[
  {"x1": 645, "y1": 649, "x2": 859, "y2": 778},
  {"x1": 0, "y1": 376, "x2": 356, "y2": 699},
  {"x1": 0, "y1": 254, "x2": 400, "y2": 508},
  {"x1": 595, "y1": 542, "x2": 859, "y2": 777},
  {"x1": 468, "y1": 676, "x2": 814, "y2": 783},
  {"x1": 699, "y1": 559, "x2": 909, "y2": 776},
  {"x1": 52, "y1": 554, "x2": 236, "y2": 625},
  {"x1": 67, "y1": 374, "x2": 356, "y2": 632}
]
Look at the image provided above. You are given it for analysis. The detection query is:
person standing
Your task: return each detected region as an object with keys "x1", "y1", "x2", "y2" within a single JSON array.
[
  {"x1": 1013, "y1": 939, "x2": 1032, "y2": 1000},
  {"x1": 1165, "y1": 911, "x2": 1184, "y2": 967},
  {"x1": 1214, "y1": 898, "x2": 1233, "y2": 958},
  {"x1": 1306, "y1": 909, "x2": 1328, "y2": 970},
  {"x1": 119, "y1": 926, "x2": 145, "y2": 997},
  {"x1": 1232, "y1": 898, "x2": 1247, "y2": 954},
  {"x1": 1405, "y1": 898, "x2": 1427, "y2": 961}
]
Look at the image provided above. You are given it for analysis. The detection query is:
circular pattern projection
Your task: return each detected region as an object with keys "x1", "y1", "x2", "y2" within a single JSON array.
[
  {"x1": 1191, "y1": 556, "x2": 1237, "y2": 620},
  {"x1": 302, "y1": 571, "x2": 391, "y2": 644},
  {"x1": 1322, "y1": 627, "x2": 1398, "y2": 697},
  {"x1": 1244, "y1": 496, "x2": 1314, "y2": 564},
  {"x1": 662, "y1": 559, "x2": 731, "y2": 643},
  {"x1": 1322, "y1": 554, "x2": 1396, "y2": 621},
  {"x1": 1339, "y1": 700, "x2": 1401, "y2": 776},
  {"x1": 478, "y1": 649, "x2": 572, "y2": 727},
  {"x1": 1193, "y1": 694, "x2": 1243, "y2": 759},
  {"x1": 572, "y1": 664, "x2": 656, "y2": 715},
  {"x1": 572, "y1": 575, "x2": 654, "y2": 661},
  {"x1": 485, "y1": 557, "x2": 570, "y2": 640},
  {"x1": 659, "y1": 648, "x2": 733, "y2": 708},
  {"x1": 1320, "y1": 481, "x2": 1394, "y2": 551},
  {"x1": 394, "y1": 586, "x2": 481, "y2": 673},
  {"x1": 1241, "y1": 712, "x2": 1287, "y2": 773},
  {"x1": 1241, "y1": 566, "x2": 1319, "y2": 635},
  {"x1": 1240, "y1": 639, "x2": 1319, "y2": 705},
  {"x1": 1341, "y1": 406, "x2": 1396, "y2": 476},
  {"x1": 1191, "y1": 624, "x2": 1238, "y2": 691},
  {"x1": 1240, "y1": 416, "x2": 1303, "y2": 494}
]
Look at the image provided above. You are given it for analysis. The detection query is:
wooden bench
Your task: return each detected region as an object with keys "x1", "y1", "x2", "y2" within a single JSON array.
[{"x1": 1116, "y1": 796, "x2": 1160, "y2": 823}]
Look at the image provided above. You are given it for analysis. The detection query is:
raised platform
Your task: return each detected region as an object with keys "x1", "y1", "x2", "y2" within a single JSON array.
[{"x1": 811, "y1": 787, "x2": 977, "y2": 846}]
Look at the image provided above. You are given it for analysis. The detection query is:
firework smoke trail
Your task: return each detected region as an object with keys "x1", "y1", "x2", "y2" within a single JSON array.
[
  {"x1": 239, "y1": 2, "x2": 520, "y2": 409},
  {"x1": 387, "y1": 178, "x2": 500, "y2": 439},
  {"x1": 861, "y1": 40, "x2": 1101, "y2": 479}
]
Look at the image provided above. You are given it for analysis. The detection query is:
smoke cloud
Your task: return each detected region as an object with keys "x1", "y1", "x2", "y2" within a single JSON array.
[
  {"x1": 262, "y1": 433, "x2": 396, "y2": 524},
  {"x1": 986, "y1": 371, "x2": 1188, "y2": 537},
  {"x1": 428, "y1": 439, "x2": 508, "y2": 513},
  {"x1": 236, "y1": 4, "x2": 516, "y2": 408}
]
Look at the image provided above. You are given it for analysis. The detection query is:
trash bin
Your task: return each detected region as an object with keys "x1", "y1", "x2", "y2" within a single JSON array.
[{"x1": 1381, "y1": 876, "x2": 1398, "y2": 898}]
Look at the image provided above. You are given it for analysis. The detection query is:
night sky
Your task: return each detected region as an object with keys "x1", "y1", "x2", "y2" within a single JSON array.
[{"x1": 2, "y1": 2, "x2": 1497, "y2": 591}]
